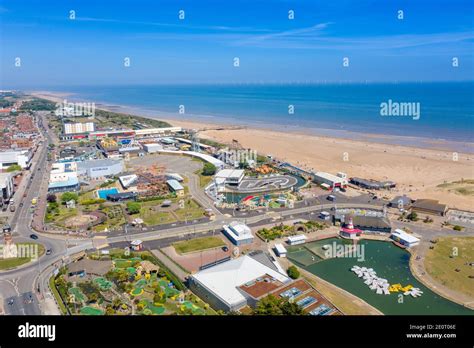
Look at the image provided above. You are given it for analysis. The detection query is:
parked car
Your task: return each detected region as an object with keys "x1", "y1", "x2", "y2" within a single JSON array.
[
  {"x1": 222, "y1": 246, "x2": 229, "y2": 252},
  {"x1": 46, "y1": 249, "x2": 52, "y2": 255},
  {"x1": 327, "y1": 195, "x2": 336, "y2": 202},
  {"x1": 319, "y1": 211, "x2": 331, "y2": 220},
  {"x1": 29, "y1": 234, "x2": 38, "y2": 240}
]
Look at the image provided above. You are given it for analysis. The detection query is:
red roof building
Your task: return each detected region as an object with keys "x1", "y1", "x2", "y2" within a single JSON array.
[{"x1": 339, "y1": 217, "x2": 362, "y2": 239}]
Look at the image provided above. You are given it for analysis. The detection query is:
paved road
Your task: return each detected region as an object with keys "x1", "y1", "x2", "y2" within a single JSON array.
[
  {"x1": 1, "y1": 111, "x2": 84, "y2": 315},
  {"x1": 4, "y1": 292, "x2": 40, "y2": 315}
]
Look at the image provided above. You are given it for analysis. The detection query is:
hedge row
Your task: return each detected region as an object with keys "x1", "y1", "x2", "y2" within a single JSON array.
[{"x1": 49, "y1": 276, "x2": 69, "y2": 315}]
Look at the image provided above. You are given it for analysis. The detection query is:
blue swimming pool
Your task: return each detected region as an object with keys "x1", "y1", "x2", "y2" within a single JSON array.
[{"x1": 97, "y1": 188, "x2": 119, "y2": 199}]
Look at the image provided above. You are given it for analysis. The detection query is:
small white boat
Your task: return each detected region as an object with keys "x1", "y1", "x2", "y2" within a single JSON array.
[{"x1": 376, "y1": 287, "x2": 383, "y2": 295}]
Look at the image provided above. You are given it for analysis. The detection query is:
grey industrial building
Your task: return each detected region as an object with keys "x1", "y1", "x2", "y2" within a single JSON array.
[{"x1": 77, "y1": 159, "x2": 124, "y2": 179}]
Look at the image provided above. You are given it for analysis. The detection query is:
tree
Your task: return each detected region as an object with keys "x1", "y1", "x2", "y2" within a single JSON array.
[
  {"x1": 287, "y1": 266, "x2": 300, "y2": 279},
  {"x1": 112, "y1": 298, "x2": 122, "y2": 309},
  {"x1": 105, "y1": 305, "x2": 116, "y2": 315},
  {"x1": 153, "y1": 290, "x2": 166, "y2": 304},
  {"x1": 406, "y1": 211, "x2": 418, "y2": 221},
  {"x1": 116, "y1": 269, "x2": 129, "y2": 283},
  {"x1": 6, "y1": 164, "x2": 21, "y2": 172},
  {"x1": 202, "y1": 162, "x2": 216, "y2": 176},
  {"x1": 61, "y1": 192, "x2": 78, "y2": 204},
  {"x1": 126, "y1": 202, "x2": 141, "y2": 214},
  {"x1": 253, "y1": 295, "x2": 305, "y2": 315},
  {"x1": 88, "y1": 293, "x2": 99, "y2": 303},
  {"x1": 238, "y1": 161, "x2": 250, "y2": 169},
  {"x1": 46, "y1": 194, "x2": 57, "y2": 203}
]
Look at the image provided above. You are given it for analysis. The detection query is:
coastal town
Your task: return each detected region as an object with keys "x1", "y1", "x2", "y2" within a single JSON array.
[
  {"x1": 0, "y1": 91, "x2": 473, "y2": 317},
  {"x1": 1, "y1": 0, "x2": 473, "y2": 345}
]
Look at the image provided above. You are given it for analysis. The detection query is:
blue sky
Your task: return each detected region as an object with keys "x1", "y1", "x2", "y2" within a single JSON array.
[{"x1": 0, "y1": 0, "x2": 473, "y2": 87}]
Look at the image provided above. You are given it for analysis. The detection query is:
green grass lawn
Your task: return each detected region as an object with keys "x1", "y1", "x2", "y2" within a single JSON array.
[
  {"x1": 92, "y1": 205, "x2": 126, "y2": 231},
  {"x1": 174, "y1": 199, "x2": 205, "y2": 221},
  {"x1": 78, "y1": 190, "x2": 96, "y2": 203},
  {"x1": 424, "y1": 236, "x2": 474, "y2": 298},
  {"x1": 138, "y1": 199, "x2": 178, "y2": 226},
  {"x1": 0, "y1": 243, "x2": 45, "y2": 270},
  {"x1": 193, "y1": 167, "x2": 213, "y2": 188},
  {"x1": 113, "y1": 257, "x2": 141, "y2": 268},
  {"x1": 138, "y1": 198, "x2": 204, "y2": 226},
  {"x1": 140, "y1": 209, "x2": 177, "y2": 226},
  {"x1": 173, "y1": 236, "x2": 225, "y2": 254},
  {"x1": 46, "y1": 206, "x2": 78, "y2": 225}
]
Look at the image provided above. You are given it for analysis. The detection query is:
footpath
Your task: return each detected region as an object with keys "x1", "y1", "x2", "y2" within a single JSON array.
[{"x1": 151, "y1": 249, "x2": 189, "y2": 281}]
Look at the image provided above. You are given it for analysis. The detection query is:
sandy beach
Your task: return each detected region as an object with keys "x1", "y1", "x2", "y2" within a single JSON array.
[{"x1": 32, "y1": 91, "x2": 474, "y2": 211}]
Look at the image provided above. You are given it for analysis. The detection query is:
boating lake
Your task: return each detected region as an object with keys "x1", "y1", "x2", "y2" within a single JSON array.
[{"x1": 287, "y1": 238, "x2": 473, "y2": 315}]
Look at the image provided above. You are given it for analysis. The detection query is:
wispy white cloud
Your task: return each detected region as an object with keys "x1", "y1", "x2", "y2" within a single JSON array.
[
  {"x1": 232, "y1": 25, "x2": 474, "y2": 53},
  {"x1": 235, "y1": 22, "x2": 333, "y2": 45},
  {"x1": 75, "y1": 16, "x2": 273, "y2": 33},
  {"x1": 78, "y1": 16, "x2": 473, "y2": 56}
]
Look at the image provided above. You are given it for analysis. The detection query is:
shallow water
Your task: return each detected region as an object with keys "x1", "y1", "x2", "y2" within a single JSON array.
[{"x1": 287, "y1": 238, "x2": 473, "y2": 315}]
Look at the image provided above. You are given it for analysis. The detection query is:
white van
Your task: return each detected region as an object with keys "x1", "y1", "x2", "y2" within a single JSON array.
[{"x1": 319, "y1": 211, "x2": 331, "y2": 220}]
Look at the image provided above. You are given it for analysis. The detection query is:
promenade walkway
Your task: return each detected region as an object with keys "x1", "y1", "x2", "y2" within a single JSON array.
[{"x1": 151, "y1": 249, "x2": 189, "y2": 281}]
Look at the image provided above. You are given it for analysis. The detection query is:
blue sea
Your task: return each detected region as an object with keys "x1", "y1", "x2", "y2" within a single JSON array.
[{"x1": 41, "y1": 82, "x2": 474, "y2": 151}]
